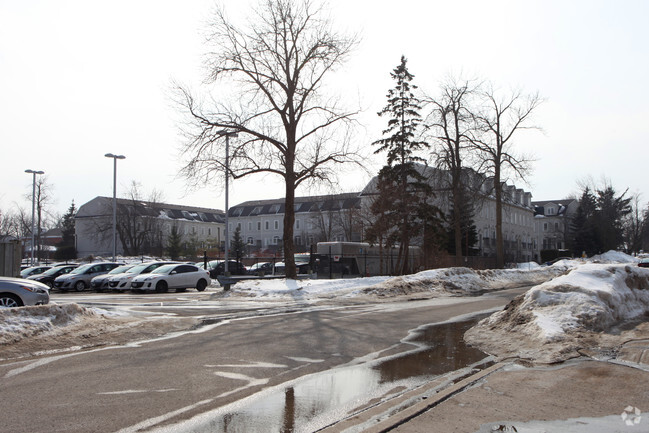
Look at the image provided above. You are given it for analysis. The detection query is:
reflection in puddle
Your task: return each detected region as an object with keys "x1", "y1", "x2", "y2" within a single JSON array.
[{"x1": 176, "y1": 317, "x2": 487, "y2": 432}]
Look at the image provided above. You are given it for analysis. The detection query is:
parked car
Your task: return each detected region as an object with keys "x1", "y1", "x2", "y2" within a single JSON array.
[
  {"x1": 638, "y1": 258, "x2": 649, "y2": 268},
  {"x1": 206, "y1": 260, "x2": 247, "y2": 278},
  {"x1": 0, "y1": 277, "x2": 49, "y2": 307},
  {"x1": 266, "y1": 262, "x2": 312, "y2": 275},
  {"x1": 130, "y1": 264, "x2": 211, "y2": 293},
  {"x1": 20, "y1": 265, "x2": 52, "y2": 279},
  {"x1": 107, "y1": 261, "x2": 178, "y2": 291},
  {"x1": 247, "y1": 262, "x2": 274, "y2": 275},
  {"x1": 90, "y1": 264, "x2": 135, "y2": 292},
  {"x1": 27, "y1": 264, "x2": 79, "y2": 288},
  {"x1": 53, "y1": 262, "x2": 121, "y2": 292}
]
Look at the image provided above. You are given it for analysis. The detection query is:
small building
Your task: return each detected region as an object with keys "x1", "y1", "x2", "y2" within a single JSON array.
[{"x1": 75, "y1": 197, "x2": 225, "y2": 258}]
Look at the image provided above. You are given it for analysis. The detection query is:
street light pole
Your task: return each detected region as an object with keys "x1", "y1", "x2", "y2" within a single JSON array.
[
  {"x1": 25, "y1": 169, "x2": 44, "y2": 266},
  {"x1": 219, "y1": 131, "x2": 238, "y2": 276},
  {"x1": 104, "y1": 153, "x2": 125, "y2": 261}
]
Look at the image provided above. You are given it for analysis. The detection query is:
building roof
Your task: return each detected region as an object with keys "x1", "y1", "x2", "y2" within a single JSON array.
[
  {"x1": 76, "y1": 196, "x2": 226, "y2": 224},
  {"x1": 229, "y1": 192, "x2": 362, "y2": 217}
]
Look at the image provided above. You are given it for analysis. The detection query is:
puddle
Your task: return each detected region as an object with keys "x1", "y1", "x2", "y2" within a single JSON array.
[{"x1": 163, "y1": 316, "x2": 488, "y2": 432}]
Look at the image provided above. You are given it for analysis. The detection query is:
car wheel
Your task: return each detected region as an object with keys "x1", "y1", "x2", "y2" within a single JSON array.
[
  {"x1": 74, "y1": 281, "x2": 86, "y2": 292},
  {"x1": 0, "y1": 294, "x2": 23, "y2": 308},
  {"x1": 45, "y1": 281, "x2": 53, "y2": 289},
  {"x1": 155, "y1": 281, "x2": 168, "y2": 293},
  {"x1": 196, "y1": 279, "x2": 207, "y2": 292}
]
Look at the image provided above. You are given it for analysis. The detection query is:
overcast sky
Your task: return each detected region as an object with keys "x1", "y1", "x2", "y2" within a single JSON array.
[{"x1": 1, "y1": 0, "x2": 648, "y2": 219}]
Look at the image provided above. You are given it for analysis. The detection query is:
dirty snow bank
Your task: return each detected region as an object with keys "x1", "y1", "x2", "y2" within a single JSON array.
[
  {"x1": 225, "y1": 264, "x2": 573, "y2": 300},
  {"x1": 465, "y1": 263, "x2": 649, "y2": 363},
  {"x1": 0, "y1": 303, "x2": 128, "y2": 345}
]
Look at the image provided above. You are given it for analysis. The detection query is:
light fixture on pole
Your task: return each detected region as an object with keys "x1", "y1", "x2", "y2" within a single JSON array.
[
  {"x1": 218, "y1": 130, "x2": 238, "y2": 276},
  {"x1": 104, "y1": 153, "x2": 125, "y2": 261},
  {"x1": 25, "y1": 169, "x2": 44, "y2": 266}
]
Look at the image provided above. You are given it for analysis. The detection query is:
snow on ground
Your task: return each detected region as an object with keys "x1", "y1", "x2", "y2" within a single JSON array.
[
  {"x1": 466, "y1": 251, "x2": 649, "y2": 363},
  {"x1": 4, "y1": 250, "x2": 646, "y2": 364},
  {"x1": 227, "y1": 264, "x2": 571, "y2": 300}
]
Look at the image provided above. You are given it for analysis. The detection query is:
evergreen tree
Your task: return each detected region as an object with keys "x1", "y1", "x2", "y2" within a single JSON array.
[
  {"x1": 55, "y1": 201, "x2": 77, "y2": 260},
  {"x1": 231, "y1": 225, "x2": 247, "y2": 263},
  {"x1": 571, "y1": 188, "x2": 598, "y2": 256},
  {"x1": 571, "y1": 185, "x2": 631, "y2": 256},
  {"x1": 167, "y1": 226, "x2": 182, "y2": 260},
  {"x1": 594, "y1": 185, "x2": 631, "y2": 252},
  {"x1": 370, "y1": 56, "x2": 441, "y2": 274},
  {"x1": 445, "y1": 194, "x2": 478, "y2": 256}
]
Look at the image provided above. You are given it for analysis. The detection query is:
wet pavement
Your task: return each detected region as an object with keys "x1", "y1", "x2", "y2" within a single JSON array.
[{"x1": 147, "y1": 317, "x2": 492, "y2": 433}]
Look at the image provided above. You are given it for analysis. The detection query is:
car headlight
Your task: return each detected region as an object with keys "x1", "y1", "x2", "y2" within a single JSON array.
[{"x1": 20, "y1": 285, "x2": 47, "y2": 294}]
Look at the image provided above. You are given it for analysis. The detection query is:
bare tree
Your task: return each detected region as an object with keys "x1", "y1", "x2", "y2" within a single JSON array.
[
  {"x1": 471, "y1": 84, "x2": 543, "y2": 268},
  {"x1": 176, "y1": 0, "x2": 360, "y2": 278},
  {"x1": 23, "y1": 176, "x2": 55, "y2": 260},
  {"x1": 424, "y1": 78, "x2": 480, "y2": 264},
  {"x1": 624, "y1": 193, "x2": 645, "y2": 255}
]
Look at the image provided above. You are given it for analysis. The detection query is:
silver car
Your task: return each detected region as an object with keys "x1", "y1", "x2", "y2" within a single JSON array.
[
  {"x1": 0, "y1": 277, "x2": 50, "y2": 307},
  {"x1": 53, "y1": 262, "x2": 121, "y2": 292},
  {"x1": 107, "y1": 261, "x2": 178, "y2": 291},
  {"x1": 90, "y1": 264, "x2": 135, "y2": 292}
]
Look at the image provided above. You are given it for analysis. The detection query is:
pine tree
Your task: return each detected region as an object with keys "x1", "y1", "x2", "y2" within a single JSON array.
[
  {"x1": 370, "y1": 56, "x2": 441, "y2": 274},
  {"x1": 167, "y1": 226, "x2": 182, "y2": 260},
  {"x1": 232, "y1": 225, "x2": 247, "y2": 263},
  {"x1": 55, "y1": 201, "x2": 77, "y2": 260}
]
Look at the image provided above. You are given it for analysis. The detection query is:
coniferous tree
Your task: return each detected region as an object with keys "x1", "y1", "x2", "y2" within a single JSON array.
[
  {"x1": 55, "y1": 201, "x2": 77, "y2": 260},
  {"x1": 231, "y1": 225, "x2": 247, "y2": 263},
  {"x1": 571, "y1": 188, "x2": 597, "y2": 257},
  {"x1": 370, "y1": 56, "x2": 441, "y2": 274},
  {"x1": 167, "y1": 226, "x2": 182, "y2": 260}
]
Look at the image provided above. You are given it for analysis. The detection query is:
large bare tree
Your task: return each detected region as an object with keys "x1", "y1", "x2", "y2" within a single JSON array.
[
  {"x1": 472, "y1": 84, "x2": 542, "y2": 268},
  {"x1": 424, "y1": 78, "x2": 479, "y2": 264},
  {"x1": 176, "y1": 0, "x2": 360, "y2": 278}
]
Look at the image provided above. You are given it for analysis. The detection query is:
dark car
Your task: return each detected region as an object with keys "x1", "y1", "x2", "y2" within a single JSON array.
[
  {"x1": 205, "y1": 260, "x2": 247, "y2": 278},
  {"x1": 27, "y1": 264, "x2": 79, "y2": 288}
]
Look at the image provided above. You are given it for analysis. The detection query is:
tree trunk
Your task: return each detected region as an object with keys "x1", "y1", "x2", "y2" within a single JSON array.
[
  {"x1": 283, "y1": 174, "x2": 297, "y2": 279},
  {"x1": 494, "y1": 166, "x2": 504, "y2": 269}
]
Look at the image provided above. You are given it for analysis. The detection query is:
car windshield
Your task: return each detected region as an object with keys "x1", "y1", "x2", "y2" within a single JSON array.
[
  {"x1": 126, "y1": 263, "x2": 151, "y2": 274},
  {"x1": 109, "y1": 265, "x2": 133, "y2": 274},
  {"x1": 70, "y1": 264, "x2": 93, "y2": 274},
  {"x1": 41, "y1": 266, "x2": 70, "y2": 276},
  {"x1": 151, "y1": 264, "x2": 176, "y2": 275}
]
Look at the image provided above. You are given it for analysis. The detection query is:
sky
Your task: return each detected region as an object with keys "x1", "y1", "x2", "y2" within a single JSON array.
[{"x1": 1, "y1": 0, "x2": 648, "y2": 221}]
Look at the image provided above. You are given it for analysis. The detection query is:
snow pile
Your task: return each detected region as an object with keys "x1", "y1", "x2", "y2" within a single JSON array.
[
  {"x1": 590, "y1": 250, "x2": 638, "y2": 263},
  {"x1": 465, "y1": 263, "x2": 649, "y2": 363},
  {"x1": 228, "y1": 265, "x2": 570, "y2": 300},
  {"x1": 0, "y1": 304, "x2": 125, "y2": 345}
]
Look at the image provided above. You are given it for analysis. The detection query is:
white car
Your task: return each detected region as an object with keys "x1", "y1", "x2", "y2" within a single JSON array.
[
  {"x1": 107, "y1": 261, "x2": 178, "y2": 292},
  {"x1": 90, "y1": 264, "x2": 135, "y2": 292},
  {"x1": 130, "y1": 264, "x2": 211, "y2": 293}
]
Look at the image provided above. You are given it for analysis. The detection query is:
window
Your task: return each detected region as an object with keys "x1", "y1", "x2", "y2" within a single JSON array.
[
  {"x1": 247, "y1": 237, "x2": 254, "y2": 245},
  {"x1": 265, "y1": 221, "x2": 269, "y2": 230},
  {"x1": 543, "y1": 223, "x2": 548, "y2": 231},
  {"x1": 273, "y1": 236, "x2": 280, "y2": 245},
  {"x1": 237, "y1": 222, "x2": 241, "y2": 230},
  {"x1": 295, "y1": 219, "x2": 300, "y2": 230},
  {"x1": 251, "y1": 206, "x2": 262, "y2": 215},
  {"x1": 274, "y1": 220, "x2": 279, "y2": 230},
  {"x1": 295, "y1": 235, "x2": 301, "y2": 245},
  {"x1": 208, "y1": 228, "x2": 212, "y2": 236},
  {"x1": 248, "y1": 222, "x2": 252, "y2": 231},
  {"x1": 269, "y1": 204, "x2": 280, "y2": 213},
  {"x1": 257, "y1": 221, "x2": 261, "y2": 230}
]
